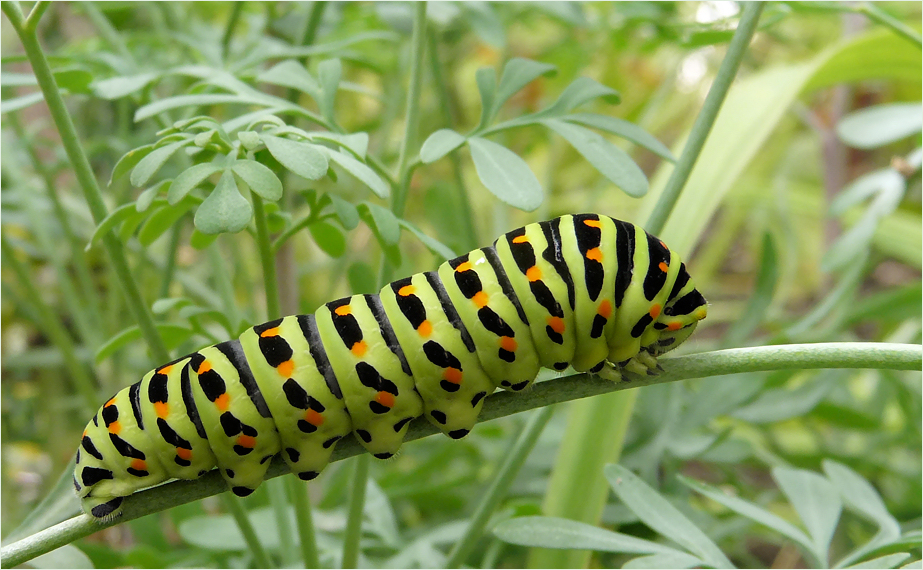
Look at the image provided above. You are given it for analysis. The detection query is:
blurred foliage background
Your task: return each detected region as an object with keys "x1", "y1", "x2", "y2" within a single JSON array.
[{"x1": 1, "y1": 1, "x2": 920, "y2": 568}]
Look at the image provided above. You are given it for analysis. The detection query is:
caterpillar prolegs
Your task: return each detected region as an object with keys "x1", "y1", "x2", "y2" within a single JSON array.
[{"x1": 74, "y1": 214, "x2": 707, "y2": 520}]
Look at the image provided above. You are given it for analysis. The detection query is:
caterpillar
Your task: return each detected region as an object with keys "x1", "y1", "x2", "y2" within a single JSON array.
[{"x1": 74, "y1": 214, "x2": 707, "y2": 521}]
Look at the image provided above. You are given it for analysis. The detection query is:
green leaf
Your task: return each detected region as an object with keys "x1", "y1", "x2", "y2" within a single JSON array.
[
  {"x1": 91, "y1": 72, "x2": 160, "y2": 100},
  {"x1": 564, "y1": 113, "x2": 675, "y2": 161},
  {"x1": 731, "y1": 377, "x2": 835, "y2": 423},
  {"x1": 130, "y1": 139, "x2": 191, "y2": 187},
  {"x1": 722, "y1": 232, "x2": 778, "y2": 346},
  {"x1": 138, "y1": 198, "x2": 196, "y2": 246},
  {"x1": 0, "y1": 92, "x2": 46, "y2": 114},
  {"x1": 541, "y1": 118, "x2": 648, "y2": 197},
  {"x1": 545, "y1": 77, "x2": 621, "y2": 115},
  {"x1": 494, "y1": 516, "x2": 684, "y2": 555},
  {"x1": 467, "y1": 137, "x2": 543, "y2": 212},
  {"x1": 29, "y1": 545, "x2": 93, "y2": 569},
  {"x1": 318, "y1": 58, "x2": 342, "y2": 123},
  {"x1": 135, "y1": 93, "x2": 277, "y2": 122},
  {"x1": 492, "y1": 58, "x2": 557, "y2": 118},
  {"x1": 475, "y1": 67, "x2": 497, "y2": 130},
  {"x1": 822, "y1": 460, "x2": 901, "y2": 538},
  {"x1": 462, "y1": 2, "x2": 505, "y2": 48},
  {"x1": 308, "y1": 221, "x2": 346, "y2": 258},
  {"x1": 605, "y1": 465, "x2": 734, "y2": 569},
  {"x1": 151, "y1": 297, "x2": 193, "y2": 314},
  {"x1": 836, "y1": 102, "x2": 923, "y2": 149},
  {"x1": 190, "y1": 228, "x2": 219, "y2": 249},
  {"x1": 136, "y1": 180, "x2": 171, "y2": 213},
  {"x1": 420, "y1": 129, "x2": 467, "y2": 163},
  {"x1": 95, "y1": 324, "x2": 194, "y2": 363},
  {"x1": 110, "y1": 145, "x2": 155, "y2": 186},
  {"x1": 194, "y1": 170, "x2": 252, "y2": 234},
  {"x1": 262, "y1": 135, "x2": 329, "y2": 180},
  {"x1": 623, "y1": 551, "x2": 709, "y2": 569},
  {"x1": 257, "y1": 60, "x2": 320, "y2": 101},
  {"x1": 87, "y1": 202, "x2": 159, "y2": 251},
  {"x1": 678, "y1": 475, "x2": 813, "y2": 551},
  {"x1": 347, "y1": 262, "x2": 378, "y2": 295},
  {"x1": 845, "y1": 553, "x2": 912, "y2": 569},
  {"x1": 327, "y1": 193, "x2": 360, "y2": 229},
  {"x1": 773, "y1": 467, "x2": 842, "y2": 567},
  {"x1": 168, "y1": 163, "x2": 223, "y2": 204},
  {"x1": 326, "y1": 149, "x2": 390, "y2": 199},
  {"x1": 398, "y1": 219, "x2": 457, "y2": 260},
  {"x1": 830, "y1": 169, "x2": 904, "y2": 216},
  {"x1": 231, "y1": 160, "x2": 283, "y2": 201},
  {"x1": 358, "y1": 202, "x2": 401, "y2": 266}
]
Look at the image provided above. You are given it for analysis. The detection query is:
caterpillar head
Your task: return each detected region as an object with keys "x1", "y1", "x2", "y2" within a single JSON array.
[{"x1": 648, "y1": 264, "x2": 707, "y2": 356}]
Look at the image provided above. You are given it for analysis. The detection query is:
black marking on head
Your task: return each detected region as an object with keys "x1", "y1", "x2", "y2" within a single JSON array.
[
  {"x1": 667, "y1": 263, "x2": 690, "y2": 301},
  {"x1": 82, "y1": 436, "x2": 103, "y2": 461},
  {"x1": 642, "y1": 232, "x2": 670, "y2": 301},
  {"x1": 109, "y1": 433, "x2": 145, "y2": 460},
  {"x1": 73, "y1": 476, "x2": 81, "y2": 491},
  {"x1": 664, "y1": 289, "x2": 706, "y2": 317},
  {"x1": 90, "y1": 497, "x2": 123, "y2": 519},
  {"x1": 81, "y1": 466, "x2": 114, "y2": 487}
]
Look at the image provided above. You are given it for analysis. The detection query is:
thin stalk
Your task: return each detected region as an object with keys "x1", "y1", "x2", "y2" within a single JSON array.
[
  {"x1": 157, "y1": 224, "x2": 182, "y2": 300},
  {"x1": 1, "y1": 234, "x2": 98, "y2": 413},
  {"x1": 5, "y1": 342, "x2": 920, "y2": 568},
  {"x1": 445, "y1": 407, "x2": 555, "y2": 568},
  {"x1": 221, "y1": 2, "x2": 244, "y2": 62},
  {"x1": 207, "y1": 243, "x2": 242, "y2": 333},
  {"x1": 857, "y1": 2, "x2": 921, "y2": 48},
  {"x1": 340, "y1": 454, "x2": 370, "y2": 569},
  {"x1": 220, "y1": 493, "x2": 274, "y2": 568},
  {"x1": 427, "y1": 28, "x2": 478, "y2": 251},
  {"x1": 79, "y1": 2, "x2": 133, "y2": 63},
  {"x1": 644, "y1": 1, "x2": 766, "y2": 236},
  {"x1": 268, "y1": 475, "x2": 297, "y2": 567},
  {"x1": 3, "y1": 1, "x2": 170, "y2": 362},
  {"x1": 288, "y1": 476, "x2": 320, "y2": 569},
  {"x1": 252, "y1": 194, "x2": 281, "y2": 319}
]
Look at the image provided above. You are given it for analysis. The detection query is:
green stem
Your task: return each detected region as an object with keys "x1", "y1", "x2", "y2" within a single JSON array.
[
  {"x1": 252, "y1": 194, "x2": 281, "y2": 319},
  {"x1": 288, "y1": 476, "x2": 320, "y2": 569},
  {"x1": 644, "y1": 1, "x2": 766, "y2": 236},
  {"x1": 3, "y1": 1, "x2": 170, "y2": 363},
  {"x1": 207, "y1": 242, "x2": 242, "y2": 332},
  {"x1": 341, "y1": 453, "x2": 370, "y2": 569},
  {"x1": 158, "y1": 224, "x2": 182, "y2": 300},
  {"x1": 221, "y1": 2, "x2": 244, "y2": 62},
  {"x1": 857, "y1": 2, "x2": 922, "y2": 48},
  {"x1": 79, "y1": 2, "x2": 134, "y2": 63},
  {"x1": 391, "y1": 1, "x2": 428, "y2": 219},
  {"x1": 267, "y1": 476, "x2": 296, "y2": 566},
  {"x1": 5, "y1": 342, "x2": 919, "y2": 568},
  {"x1": 220, "y1": 493, "x2": 274, "y2": 568},
  {"x1": 445, "y1": 407, "x2": 555, "y2": 568},
  {"x1": 1, "y1": 234, "x2": 99, "y2": 413}
]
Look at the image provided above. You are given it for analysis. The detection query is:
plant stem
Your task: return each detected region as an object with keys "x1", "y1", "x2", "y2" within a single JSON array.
[
  {"x1": 3, "y1": 0, "x2": 170, "y2": 363},
  {"x1": 445, "y1": 407, "x2": 555, "y2": 568},
  {"x1": 5, "y1": 342, "x2": 919, "y2": 568},
  {"x1": 857, "y1": 2, "x2": 922, "y2": 48},
  {"x1": 221, "y1": 1, "x2": 244, "y2": 62},
  {"x1": 220, "y1": 493, "x2": 274, "y2": 568},
  {"x1": 267, "y1": 475, "x2": 297, "y2": 566},
  {"x1": 251, "y1": 194, "x2": 281, "y2": 319},
  {"x1": 644, "y1": 1, "x2": 766, "y2": 236},
  {"x1": 341, "y1": 454, "x2": 369, "y2": 569},
  {"x1": 288, "y1": 476, "x2": 320, "y2": 569}
]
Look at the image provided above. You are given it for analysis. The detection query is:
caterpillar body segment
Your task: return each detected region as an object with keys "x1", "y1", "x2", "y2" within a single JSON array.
[{"x1": 75, "y1": 214, "x2": 708, "y2": 520}]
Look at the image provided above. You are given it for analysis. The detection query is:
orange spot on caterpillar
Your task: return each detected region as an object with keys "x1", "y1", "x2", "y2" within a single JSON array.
[
  {"x1": 649, "y1": 304, "x2": 662, "y2": 319},
  {"x1": 376, "y1": 391, "x2": 395, "y2": 408},
  {"x1": 335, "y1": 305, "x2": 352, "y2": 316},
  {"x1": 83, "y1": 429, "x2": 87, "y2": 438},
  {"x1": 443, "y1": 367, "x2": 463, "y2": 384},
  {"x1": 660, "y1": 240, "x2": 667, "y2": 249},
  {"x1": 105, "y1": 397, "x2": 116, "y2": 407},
  {"x1": 658, "y1": 262, "x2": 669, "y2": 273},
  {"x1": 108, "y1": 421, "x2": 121, "y2": 435},
  {"x1": 277, "y1": 359, "x2": 295, "y2": 378},
  {"x1": 236, "y1": 435, "x2": 256, "y2": 449},
  {"x1": 176, "y1": 448, "x2": 193, "y2": 460},
  {"x1": 158, "y1": 364, "x2": 173, "y2": 375},
  {"x1": 526, "y1": 266, "x2": 542, "y2": 281},
  {"x1": 473, "y1": 291, "x2": 489, "y2": 308},
  {"x1": 417, "y1": 320, "x2": 432, "y2": 337},
  {"x1": 398, "y1": 284, "x2": 415, "y2": 296},
  {"x1": 512, "y1": 235, "x2": 529, "y2": 244},
  {"x1": 499, "y1": 336, "x2": 518, "y2": 352},
  {"x1": 215, "y1": 393, "x2": 230, "y2": 411},
  {"x1": 198, "y1": 360, "x2": 212, "y2": 374},
  {"x1": 586, "y1": 247, "x2": 603, "y2": 262},
  {"x1": 456, "y1": 261, "x2": 473, "y2": 272},
  {"x1": 547, "y1": 316, "x2": 565, "y2": 334},
  {"x1": 351, "y1": 340, "x2": 368, "y2": 357},
  {"x1": 668, "y1": 322, "x2": 683, "y2": 331},
  {"x1": 260, "y1": 327, "x2": 280, "y2": 338},
  {"x1": 131, "y1": 459, "x2": 147, "y2": 471},
  {"x1": 154, "y1": 401, "x2": 169, "y2": 418},
  {"x1": 305, "y1": 409, "x2": 325, "y2": 426},
  {"x1": 598, "y1": 300, "x2": 612, "y2": 318},
  {"x1": 583, "y1": 219, "x2": 602, "y2": 228}
]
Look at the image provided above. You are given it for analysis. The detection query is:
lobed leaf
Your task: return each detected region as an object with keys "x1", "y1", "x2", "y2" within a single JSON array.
[
  {"x1": 262, "y1": 135, "x2": 329, "y2": 181},
  {"x1": 193, "y1": 170, "x2": 252, "y2": 235},
  {"x1": 467, "y1": 137, "x2": 543, "y2": 211}
]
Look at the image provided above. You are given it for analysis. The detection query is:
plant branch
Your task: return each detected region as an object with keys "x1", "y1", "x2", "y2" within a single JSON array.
[{"x1": 3, "y1": 342, "x2": 918, "y2": 568}]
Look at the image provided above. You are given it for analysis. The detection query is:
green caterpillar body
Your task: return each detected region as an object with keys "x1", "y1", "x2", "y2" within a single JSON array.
[{"x1": 74, "y1": 214, "x2": 707, "y2": 520}]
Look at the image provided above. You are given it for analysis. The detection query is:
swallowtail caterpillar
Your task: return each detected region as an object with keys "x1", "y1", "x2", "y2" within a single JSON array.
[{"x1": 74, "y1": 214, "x2": 707, "y2": 521}]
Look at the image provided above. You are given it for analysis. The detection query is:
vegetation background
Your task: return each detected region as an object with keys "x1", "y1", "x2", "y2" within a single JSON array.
[{"x1": 1, "y1": 1, "x2": 920, "y2": 568}]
